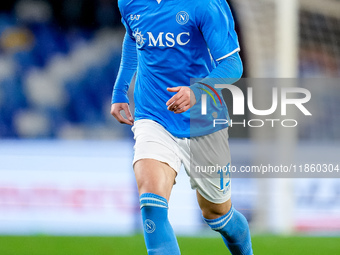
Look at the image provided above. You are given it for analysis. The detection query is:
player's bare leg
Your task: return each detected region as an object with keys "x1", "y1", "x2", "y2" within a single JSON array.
[
  {"x1": 134, "y1": 159, "x2": 180, "y2": 255},
  {"x1": 197, "y1": 191, "x2": 254, "y2": 255},
  {"x1": 134, "y1": 158, "x2": 176, "y2": 200},
  {"x1": 196, "y1": 191, "x2": 232, "y2": 219}
]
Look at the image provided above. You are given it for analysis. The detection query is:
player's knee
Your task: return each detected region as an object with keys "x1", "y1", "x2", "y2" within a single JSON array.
[
  {"x1": 134, "y1": 159, "x2": 176, "y2": 199},
  {"x1": 200, "y1": 201, "x2": 232, "y2": 220},
  {"x1": 197, "y1": 192, "x2": 232, "y2": 219},
  {"x1": 134, "y1": 171, "x2": 164, "y2": 197},
  {"x1": 137, "y1": 179, "x2": 166, "y2": 198},
  {"x1": 201, "y1": 207, "x2": 228, "y2": 220}
]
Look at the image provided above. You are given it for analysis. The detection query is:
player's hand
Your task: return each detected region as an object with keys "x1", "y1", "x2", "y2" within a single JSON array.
[
  {"x1": 111, "y1": 103, "x2": 134, "y2": 125},
  {"x1": 166, "y1": 86, "x2": 196, "y2": 114}
]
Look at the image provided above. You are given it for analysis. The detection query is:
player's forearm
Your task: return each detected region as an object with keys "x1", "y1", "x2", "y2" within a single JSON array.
[
  {"x1": 191, "y1": 52, "x2": 243, "y2": 104},
  {"x1": 112, "y1": 33, "x2": 137, "y2": 104}
]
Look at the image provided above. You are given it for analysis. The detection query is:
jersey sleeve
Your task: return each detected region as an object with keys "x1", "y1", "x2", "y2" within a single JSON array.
[
  {"x1": 111, "y1": 33, "x2": 137, "y2": 104},
  {"x1": 121, "y1": 16, "x2": 134, "y2": 38},
  {"x1": 191, "y1": 52, "x2": 243, "y2": 104},
  {"x1": 118, "y1": 0, "x2": 134, "y2": 38},
  {"x1": 197, "y1": 0, "x2": 240, "y2": 62}
]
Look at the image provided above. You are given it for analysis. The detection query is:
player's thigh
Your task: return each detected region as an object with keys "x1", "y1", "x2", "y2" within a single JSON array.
[
  {"x1": 134, "y1": 158, "x2": 177, "y2": 201},
  {"x1": 182, "y1": 128, "x2": 232, "y2": 206},
  {"x1": 132, "y1": 119, "x2": 181, "y2": 201}
]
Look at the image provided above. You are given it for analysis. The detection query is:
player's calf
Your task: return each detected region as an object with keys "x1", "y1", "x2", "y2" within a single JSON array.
[
  {"x1": 140, "y1": 193, "x2": 181, "y2": 255},
  {"x1": 203, "y1": 205, "x2": 253, "y2": 255}
]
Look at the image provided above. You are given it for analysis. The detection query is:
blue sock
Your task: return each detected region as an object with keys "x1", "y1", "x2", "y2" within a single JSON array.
[
  {"x1": 140, "y1": 193, "x2": 181, "y2": 255},
  {"x1": 204, "y1": 206, "x2": 253, "y2": 255}
]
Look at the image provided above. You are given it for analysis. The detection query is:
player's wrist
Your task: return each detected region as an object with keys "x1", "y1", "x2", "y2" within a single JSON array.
[
  {"x1": 190, "y1": 83, "x2": 203, "y2": 104},
  {"x1": 111, "y1": 91, "x2": 129, "y2": 104},
  {"x1": 189, "y1": 88, "x2": 197, "y2": 107}
]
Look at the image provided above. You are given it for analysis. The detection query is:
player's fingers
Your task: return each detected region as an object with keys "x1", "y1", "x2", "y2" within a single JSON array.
[
  {"x1": 171, "y1": 99, "x2": 188, "y2": 112},
  {"x1": 168, "y1": 99, "x2": 185, "y2": 112},
  {"x1": 166, "y1": 87, "x2": 184, "y2": 106},
  {"x1": 175, "y1": 104, "x2": 190, "y2": 114},
  {"x1": 114, "y1": 111, "x2": 132, "y2": 125},
  {"x1": 169, "y1": 88, "x2": 191, "y2": 111},
  {"x1": 168, "y1": 95, "x2": 186, "y2": 111},
  {"x1": 178, "y1": 100, "x2": 189, "y2": 110},
  {"x1": 122, "y1": 104, "x2": 134, "y2": 123},
  {"x1": 167, "y1": 87, "x2": 181, "y2": 93},
  {"x1": 177, "y1": 88, "x2": 194, "y2": 112},
  {"x1": 111, "y1": 105, "x2": 133, "y2": 125},
  {"x1": 110, "y1": 104, "x2": 117, "y2": 117},
  {"x1": 166, "y1": 94, "x2": 181, "y2": 107},
  {"x1": 167, "y1": 102, "x2": 176, "y2": 111},
  {"x1": 166, "y1": 93, "x2": 182, "y2": 108}
]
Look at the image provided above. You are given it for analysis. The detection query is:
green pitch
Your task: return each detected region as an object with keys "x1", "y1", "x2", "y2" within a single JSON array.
[{"x1": 0, "y1": 235, "x2": 339, "y2": 255}]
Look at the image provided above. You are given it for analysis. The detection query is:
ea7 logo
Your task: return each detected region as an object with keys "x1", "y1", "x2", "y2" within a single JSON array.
[
  {"x1": 147, "y1": 32, "x2": 190, "y2": 47},
  {"x1": 130, "y1": 14, "x2": 140, "y2": 20}
]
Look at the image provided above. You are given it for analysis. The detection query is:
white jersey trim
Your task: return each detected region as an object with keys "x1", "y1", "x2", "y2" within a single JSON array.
[{"x1": 216, "y1": 47, "x2": 240, "y2": 62}]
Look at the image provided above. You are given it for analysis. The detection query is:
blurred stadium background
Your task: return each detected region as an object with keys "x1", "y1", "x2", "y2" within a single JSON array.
[{"x1": 0, "y1": 0, "x2": 339, "y2": 254}]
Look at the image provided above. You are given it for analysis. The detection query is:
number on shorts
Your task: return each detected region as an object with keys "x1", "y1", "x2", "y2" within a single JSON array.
[{"x1": 218, "y1": 163, "x2": 231, "y2": 191}]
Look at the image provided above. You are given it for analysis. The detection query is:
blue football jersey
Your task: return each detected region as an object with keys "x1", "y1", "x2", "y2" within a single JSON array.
[{"x1": 117, "y1": 0, "x2": 240, "y2": 137}]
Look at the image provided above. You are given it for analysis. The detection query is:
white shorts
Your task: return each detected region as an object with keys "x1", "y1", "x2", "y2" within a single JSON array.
[{"x1": 132, "y1": 119, "x2": 231, "y2": 204}]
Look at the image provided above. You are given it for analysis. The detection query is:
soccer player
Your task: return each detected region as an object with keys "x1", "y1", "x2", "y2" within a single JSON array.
[{"x1": 111, "y1": 0, "x2": 253, "y2": 254}]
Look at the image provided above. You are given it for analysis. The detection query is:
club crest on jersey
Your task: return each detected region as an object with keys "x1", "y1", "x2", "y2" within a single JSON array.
[
  {"x1": 176, "y1": 11, "x2": 189, "y2": 25},
  {"x1": 133, "y1": 28, "x2": 146, "y2": 47}
]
